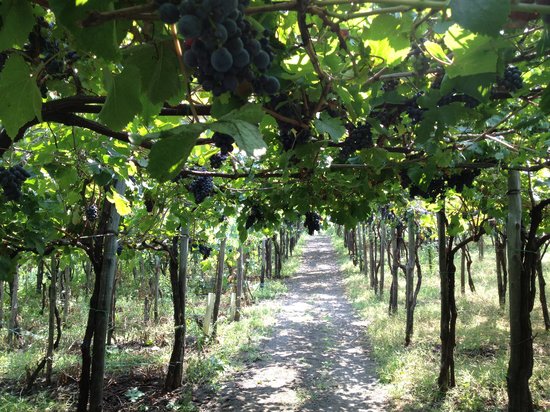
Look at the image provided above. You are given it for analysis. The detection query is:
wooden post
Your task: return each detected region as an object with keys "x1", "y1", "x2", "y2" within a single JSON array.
[{"x1": 203, "y1": 293, "x2": 215, "y2": 336}]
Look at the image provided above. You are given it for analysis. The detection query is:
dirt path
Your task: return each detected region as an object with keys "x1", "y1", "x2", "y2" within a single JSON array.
[{"x1": 197, "y1": 235, "x2": 387, "y2": 411}]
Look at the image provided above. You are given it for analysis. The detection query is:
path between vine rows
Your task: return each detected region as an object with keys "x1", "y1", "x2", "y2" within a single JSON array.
[{"x1": 195, "y1": 235, "x2": 388, "y2": 411}]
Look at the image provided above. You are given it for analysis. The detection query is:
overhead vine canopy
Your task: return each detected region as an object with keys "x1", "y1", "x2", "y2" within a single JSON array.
[{"x1": 0, "y1": 0, "x2": 549, "y2": 240}]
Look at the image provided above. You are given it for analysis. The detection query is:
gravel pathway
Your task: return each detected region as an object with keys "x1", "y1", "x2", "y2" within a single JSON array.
[{"x1": 197, "y1": 235, "x2": 387, "y2": 411}]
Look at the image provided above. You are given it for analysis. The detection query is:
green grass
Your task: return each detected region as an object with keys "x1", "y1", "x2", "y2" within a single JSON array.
[
  {"x1": 331, "y1": 233, "x2": 550, "y2": 412},
  {"x1": 0, "y1": 237, "x2": 306, "y2": 411}
]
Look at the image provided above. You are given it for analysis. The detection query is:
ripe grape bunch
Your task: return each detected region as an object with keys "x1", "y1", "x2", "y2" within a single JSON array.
[
  {"x1": 405, "y1": 92, "x2": 426, "y2": 125},
  {"x1": 498, "y1": 65, "x2": 523, "y2": 93},
  {"x1": 157, "y1": 0, "x2": 280, "y2": 96},
  {"x1": 245, "y1": 205, "x2": 263, "y2": 229},
  {"x1": 0, "y1": 165, "x2": 31, "y2": 201},
  {"x1": 86, "y1": 204, "x2": 98, "y2": 221},
  {"x1": 304, "y1": 212, "x2": 321, "y2": 235},
  {"x1": 209, "y1": 153, "x2": 227, "y2": 169},
  {"x1": 339, "y1": 122, "x2": 373, "y2": 160},
  {"x1": 188, "y1": 173, "x2": 214, "y2": 204},
  {"x1": 212, "y1": 132, "x2": 234, "y2": 155}
]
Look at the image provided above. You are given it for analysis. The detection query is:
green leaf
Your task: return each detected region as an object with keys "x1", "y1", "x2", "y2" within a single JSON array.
[
  {"x1": 220, "y1": 103, "x2": 265, "y2": 124},
  {"x1": 444, "y1": 26, "x2": 508, "y2": 78},
  {"x1": 124, "y1": 42, "x2": 182, "y2": 105},
  {"x1": 0, "y1": 253, "x2": 18, "y2": 282},
  {"x1": 313, "y1": 113, "x2": 346, "y2": 142},
  {"x1": 450, "y1": 0, "x2": 510, "y2": 37},
  {"x1": 0, "y1": 0, "x2": 34, "y2": 50},
  {"x1": 49, "y1": 0, "x2": 119, "y2": 60},
  {"x1": 99, "y1": 66, "x2": 143, "y2": 131},
  {"x1": 0, "y1": 55, "x2": 42, "y2": 137},
  {"x1": 107, "y1": 189, "x2": 131, "y2": 216},
  {"x1": 210, "y1": 120, "x2": 266, "y2": 157},
  {"x1": 424, "y1": 41, "x2": 451, "y2": 64},
  {"x1": 147, "y1": 124, "x2": 205, "y2": 182}
]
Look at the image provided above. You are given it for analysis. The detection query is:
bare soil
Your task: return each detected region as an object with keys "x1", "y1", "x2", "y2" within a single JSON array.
[{"x1": 195, "y1": 235, "x2": 388, "y2": 411}]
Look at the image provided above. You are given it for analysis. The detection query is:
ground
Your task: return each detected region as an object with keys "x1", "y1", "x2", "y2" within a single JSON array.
[{"x1": 195, "y1": 235, "x2": 387, "y2": 411}]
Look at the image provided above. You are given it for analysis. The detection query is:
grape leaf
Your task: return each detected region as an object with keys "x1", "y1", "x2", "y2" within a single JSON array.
[
  {"x1": 220, "y1": 103, "x2": 264, "y2": 124},
  {"x1": 99, "y1": 66, "x2": 142, "y2": 131},
  {"x1": 0, "y1": 55, "x2": 42, "y2": 137},
  {"x1": 0, "y1": 0, "x2": 34, "y2": 50},
  {"x1": 450, "y1": 0, "x2": 510, "y2": 37},
  {"x1": 124, "y1": 42, "x2": 182, "y2": 105},
  {"x1": 444, "y1": 27, "x2": 508, "y2": 78},
  {"x1": 147, "y1": 124, "x2": 205, "y2": 182},
  {"x1": 49, "y1": 0, "x2": 119, "y2": 60},
  {"x1": 314, "y1": 113, "x2": 346, "y2": 142},
  {"x1": 210, "y1": 120, "x2": 266, "y2": 157},
  {"x1": 107, "y1": 189, "x2": 131, "y2": 216}
]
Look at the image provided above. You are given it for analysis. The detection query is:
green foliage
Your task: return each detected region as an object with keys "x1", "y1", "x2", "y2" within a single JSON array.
[
  {"x1": 0, "y1": 54, "x2": 42, "y2": 137},
  {"x1": 450, "y1": 0, "x2": 511, "y2": 37}
]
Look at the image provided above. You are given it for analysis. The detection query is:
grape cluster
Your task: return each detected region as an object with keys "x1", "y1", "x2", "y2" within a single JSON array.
[
  {"x1": 158, "y1": 0, "x2": 279, "y2": 96},
  {"x1": 266, "y1": 94, "x2": 311, "y2": 151},
  {"x1": 497, "y1": 65, "x2": 523, "y2": 92},
  {"x1": 209, "y1": 153, "x2": 228, "y2": 169},
  {"x1": 381, "y1": 79, "x2": 399, "y2": 92},
  {"x1": 401, "y1": 168, "x2": 480, "y2": 199},
  {"x1": 212, "y1": 132, "x2": 234, "y2": 155},
  {"x1": 145, "y1": 197, "x2": 154, "y2": 213},
  {"x1": 191, "y1": 241, "x2": 212, "y2": 260},
  {"x1": 116, "y1": 241, "x2": 123, "y2": 256},
  {"x1": 188, "y1": 174, "x2": 214, "y2": 204},
  {"x1": 409, "y1": 45, "x2": 430, "y2": 75},
  {"x1": 86, "y1": 204, "x2": 98, "y2": 221},
  {"x1": 304, "y1": 212, "x2": 321, "y2": 235},
  {"x1": 339, "y1": 122, "x2": 373, "y2": 160},
  {"x1": 404, "y1": 92, "x2": 426, "y2": 124},
  {"x1": 437, "y1": 92, "x2": 480, "y2": 109},
  {"x1": 446, "y1": 169, "x2": 481, "y2": 193},
  {"x1": 0, "y1": 165, "x2": 31, "y2": 201},
  {"x1": 245, "y1": 205, "x2": 263, "y2": 229}
]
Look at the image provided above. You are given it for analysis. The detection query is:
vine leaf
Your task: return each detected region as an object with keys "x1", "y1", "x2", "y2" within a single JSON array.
[
  {"x1": 450, "y1": 0, "x2": 510, "y2": 37},
  {"x1": 107, "y1": 189, "x2": 132, "y2": 216},
  {"x1": 314, "y1": 113, "x2": 346, "y2": 142},
  {"x1": 124, "y1": 42, "x2": 182, "y2": 105},
  {"x1": 0, "y1": 253, "x2": 18, "y2": 283},
  {"x1": 210, "y1": 120, "x2": 266, "y2": 157},
  {"x1": 99, "y1": 66, "x2": 143, "y2": 131},
  {"x1": 0, "y1": 0, "x2": 34, "y2": 50},
  {"x1": 220, "y1": 103, "x2": 264, "y2": 124},
  {"x1": 147, "y1": 124, "x2": 206, "y2": 182},
  {"x1": 444, "y1": 27, "x2": 507, "y2": 78},
  {"x1": 0, "y1": 55, "x2": 42, "y2": 137},
  {"x1": 49, "y1": 0, "x2": 119, "y2": 60}
]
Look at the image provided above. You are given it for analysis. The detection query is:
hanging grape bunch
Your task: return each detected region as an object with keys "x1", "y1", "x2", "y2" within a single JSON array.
[
  {"x1": 498, "y1": 65, "x2": 523, "y2": 92},
  {"x1": 304, "y1": 212, "x2": 321, "y2": 235},
  {"x1": 404, "y1": 92, "x2": 426, "y2": 125},
  {"x1": 0, "y1": 165, "x2": 31, "y2": 201},
  {"x1": 188, "y1": 173, "x2": 214, "y2": 204},
  {"x1": 339, "y1": 122, "x2": 373, "y2": 161},
  {"x1": 245, "y1": 204, "x2": 264, "y2": 229},
  {"x1": 157, "y1": 0, "x2": 280, "y2": 96},
  {"x1": 86, "y1": 204, "x2": 99, "y2": 221},
  {"x1": 409, "y1": 44, "x2": 430, "y2": 76}
]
